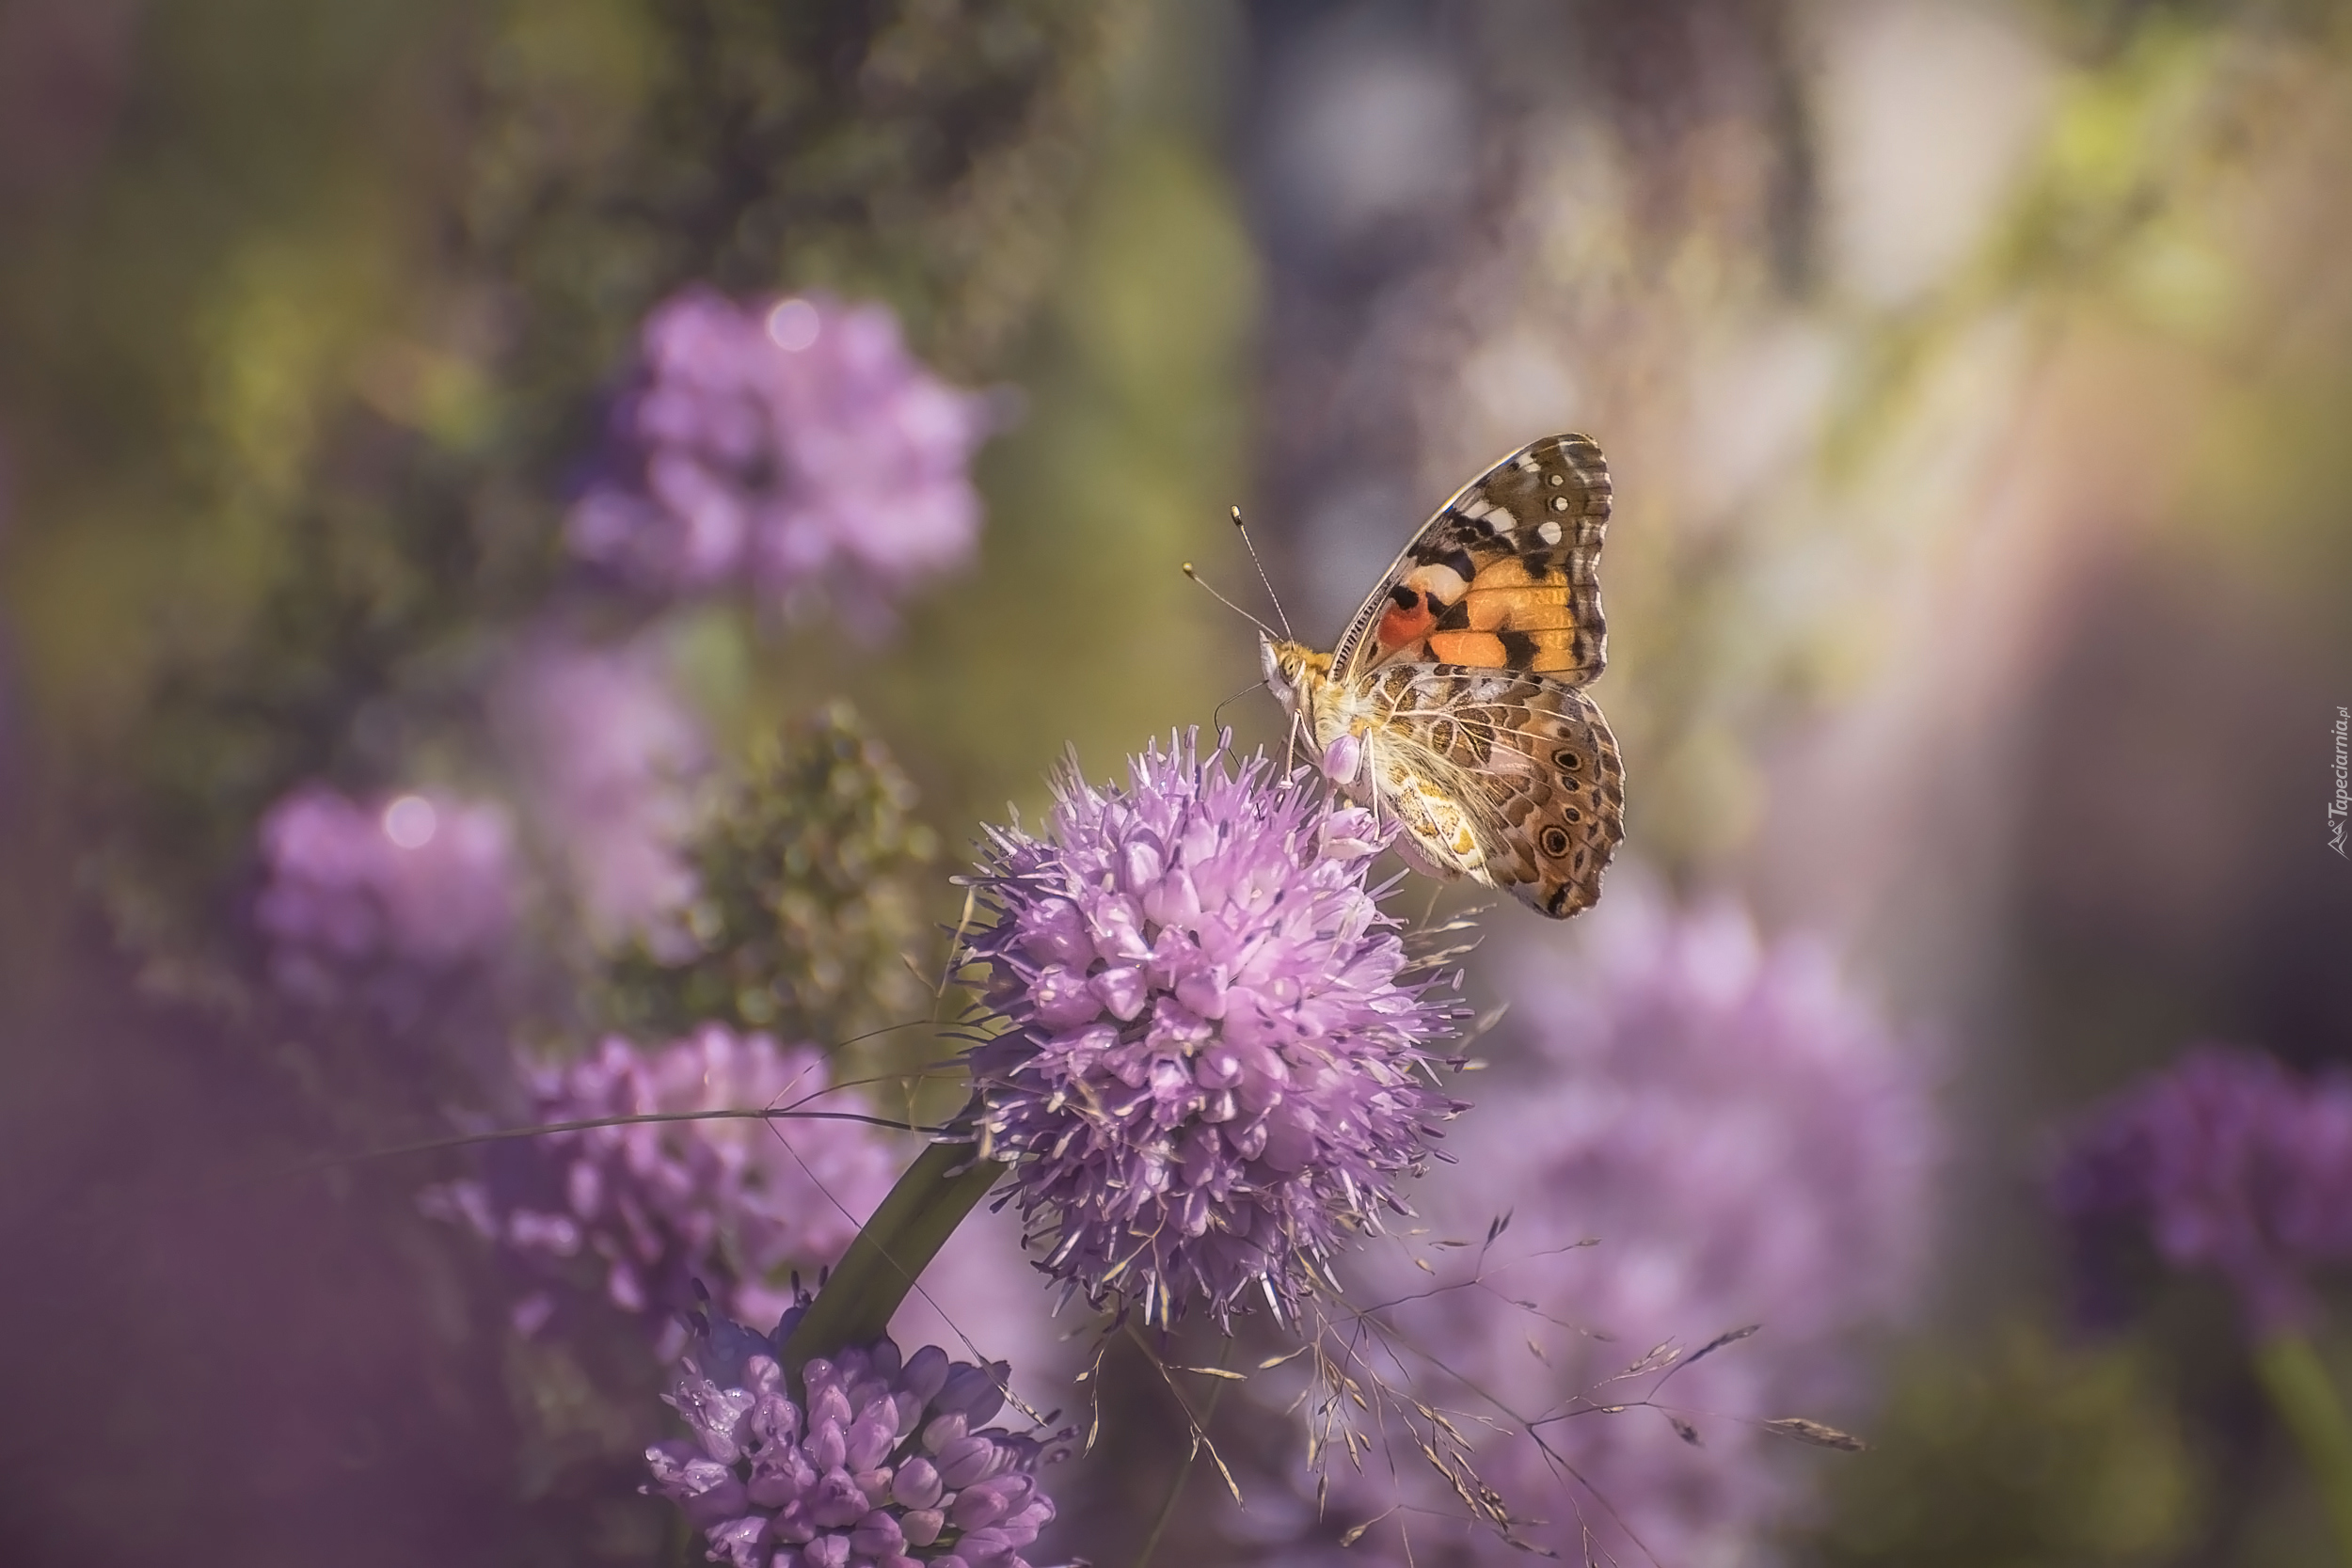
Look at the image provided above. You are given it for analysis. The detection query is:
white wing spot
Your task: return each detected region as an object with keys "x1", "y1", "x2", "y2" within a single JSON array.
[
  {"x1": 1537, "y1": 518, "x2": 1564, "y2": 546},
  {"x1": 1549, "y1": 494, "x2": 1569, "y2": 512},
  {"x1": 1547, "y1": 472, "x2": 1565, "y2": 485}
]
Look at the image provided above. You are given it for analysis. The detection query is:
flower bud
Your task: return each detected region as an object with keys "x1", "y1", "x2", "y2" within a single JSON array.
[
  {"x1": 890, "y1": 1457, "x2": 944, "y2": 1511},
  {"x1": 936, "y1": 1433, "x2": 997, "y2": 1490},
  {"x1": 849, "y1": 1509, "x2": 906, "y2": 1559}
]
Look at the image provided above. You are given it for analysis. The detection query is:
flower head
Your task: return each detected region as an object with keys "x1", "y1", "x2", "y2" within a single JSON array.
[
  {"x1": 1283, "y1": 885, "x2": 1935, "y2": 1564},
  {"x1": 568, "y1": 289, "x2": 992, "y2": 625},
  {"x1": 255, "y1": 784, "x2": 516, "y2": 1003},
  {"x1": 2053, "y1": 1044, "x2": 2352, "y2": 1338},
  {"x1": 423, "y1": 1026, "x2": 898, "y2": 1347},
  {"x1": 961, "y1": 732, "x2": 1467, "y2": 1326},
  {"x1": 645, "y1": 1310, "x2": 1069, "y2": 1568}
]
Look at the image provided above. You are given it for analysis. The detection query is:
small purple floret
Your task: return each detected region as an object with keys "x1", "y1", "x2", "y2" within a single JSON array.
[
  {"x1": 644, "y1": 1313, "x2": 1068, "y2": 1568},
  {"x1": 962, "y1": 731, "x2": 1467, "y2": 1325},
  {"x1": 2053, "y1": 1044, "x2": 2352, "y2": 1338}
]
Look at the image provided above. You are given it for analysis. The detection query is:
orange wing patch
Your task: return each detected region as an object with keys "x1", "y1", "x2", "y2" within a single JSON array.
[
  {"x1": 1464, "y1": 559, "x2": 1571, "y2": 624},
  {"x1": 1454, "y1": 557, "x2": 1581, "y2": 671},
  {"x1": 1466, "y1": 585, "x2": 1572, "y2": 632},
  {"x1": 1427, "y1": 627, "x2": 1581, "y2": 671},
  {"x1": 1397, "y1": 559, "x2": 1583, "y2": 672},
  {"x1": 1428, "y1": 629, "x2": 1506, "y2": 666}
]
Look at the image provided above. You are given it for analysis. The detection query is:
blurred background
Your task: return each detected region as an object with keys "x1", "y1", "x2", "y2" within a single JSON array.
[{"x1": 4, "y1": 1, "x2": 2351, "y2": 1564}]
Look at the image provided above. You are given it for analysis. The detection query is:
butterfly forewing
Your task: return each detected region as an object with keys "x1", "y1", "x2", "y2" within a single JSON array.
[{"x1": 1334, "y1": 434, "x2": 1612, "y2": 684}]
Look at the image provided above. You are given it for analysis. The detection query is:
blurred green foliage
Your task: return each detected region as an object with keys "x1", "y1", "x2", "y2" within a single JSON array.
[
  {"x1": 853, "y1": 117, "x2": 1264, "y2": 830},
  {"x1": 600, "y1": 699, "x2": 938, "y2": 1056},
  {"x1": 465, "y1": 0, "x2": 1146, "y2": 388},
  {"x1": 1807, "y1": 1324, "x2": 2200, "y2": 1568}
]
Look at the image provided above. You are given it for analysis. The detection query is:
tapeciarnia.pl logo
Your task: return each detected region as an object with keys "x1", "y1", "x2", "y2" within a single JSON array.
[{"x1": 2331, "y1": 705, "x2": 2348, "y2": 858}]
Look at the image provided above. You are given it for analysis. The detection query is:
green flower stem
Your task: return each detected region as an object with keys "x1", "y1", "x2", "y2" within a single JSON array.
[
  {"x1": 780, "y1": 1136, "x2": 1003, "y2": 1384},
  {"x1": 2253, "y1": 1331, "x2": 2352, "y2": 1565}
]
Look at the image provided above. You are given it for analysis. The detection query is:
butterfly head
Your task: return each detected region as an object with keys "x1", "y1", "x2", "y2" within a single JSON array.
[{"x1": 1259, "y1": 636, "x2": 1329, "y2": 723}]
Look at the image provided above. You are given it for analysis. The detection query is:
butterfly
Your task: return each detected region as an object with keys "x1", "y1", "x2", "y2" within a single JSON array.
[{"x1": 1261, "y1": 434, "x2": 1624, "y2": 918}]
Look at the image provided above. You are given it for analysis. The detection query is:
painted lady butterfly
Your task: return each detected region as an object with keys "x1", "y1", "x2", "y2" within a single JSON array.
[{"x1": 1262, "y1": 434, "x2": 1625, "y2": 918}]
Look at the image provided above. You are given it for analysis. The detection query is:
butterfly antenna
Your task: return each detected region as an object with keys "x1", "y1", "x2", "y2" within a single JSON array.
[
  {"x1": 1229, "y1": 504, "x2": 1294, "y2": 638},
  {"x1": 1181, "y1": 562, "x2": 1279, "y2": 640}
]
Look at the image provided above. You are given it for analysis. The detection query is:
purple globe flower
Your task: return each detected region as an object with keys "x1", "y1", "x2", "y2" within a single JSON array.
[
  {"x1": 424, "y1": 1026, "x2": 898, "y2": 1350},
  {"x1": 961, "y1": 731, "x2": 1468, "y2": 1327},
  {"x1": 491, "y1": 628, "x2": 708, "y2": 949},
  {"x1": 254, "y1": 784, "x2": 516, "y2": 1002},
  {"x1": 2053, "y1": 1045, "x2": 2352, "y2": 1338},
  {"x1": 646, "y1": 1310, "x2": 1070, "y2": 1568},
  {"x1": 1282, "y1": 883, "x2": 1936, "y2": 1565},
  {"x1": 568, "y1": 289, "x2": 993, "y2": 626}
]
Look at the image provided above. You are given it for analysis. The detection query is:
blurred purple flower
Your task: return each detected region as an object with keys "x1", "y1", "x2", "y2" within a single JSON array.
[
  {"x1": 423, "y1": 1026, "x2": 898, "y2": 1350},
  {"x1": 646, "y1": 1310, "x2": 1069, "y2": 1568},
  {"x1": 492, "y1": 628, "x2": 707, "y2": 949},
  {"x1": 255, "y1": 784, "x2": 516, "y2": 1003},
  {"x1": 961, "y1": 731, "x2": 1467, "y2": 1327},
  {"x1": 1296, "y1": 884, "x2": 1935, "y2": 1565},
  {"x1": 2052, "y1": 1044, "x2": 2352, "y2": 1339},
  {"x1": 568, "y1": 289, "x2": 993, "y2": 626}
]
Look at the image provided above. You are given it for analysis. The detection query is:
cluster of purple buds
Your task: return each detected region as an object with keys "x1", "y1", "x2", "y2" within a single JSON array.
[
  {"x1": 647, "y1": 1312, "x2": 1067, "y2": 1568},
  {"x1": 254, "y1": 784, "x2": 516, "y2": 1003},
  {"x1": 2053, "y1": 1044, "x2": 2352, "y2": 1338},
  {"x1": 567, "y1": 289, "x2": 993, "y2": 624},
  {"x1": 422, "y1": 1026, "x2": 897, "y2": 1347},
  {"x1": 961, "y1": 731, "x2": 1467, "y2": 1326}
]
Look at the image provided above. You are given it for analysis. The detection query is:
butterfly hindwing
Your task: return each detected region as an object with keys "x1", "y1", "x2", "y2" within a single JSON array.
[
  {"x1": 1357, "y1": 664, "x2": 1625, "y2": 919},
  {"x1": 1335, "y1": 434, "x2": 1612, "y2": 684},
  {"x1": 1473, "y1": 681, "x2": 1624, "y2": 918}
]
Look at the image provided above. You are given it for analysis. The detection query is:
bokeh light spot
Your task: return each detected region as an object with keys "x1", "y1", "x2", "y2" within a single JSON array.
[
  {"x1": 765, "y1": 298, "x2": 820, "y2": 352},
  {"x1": 382, "y1": 795, "x2": 438, "y2": 849}
]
